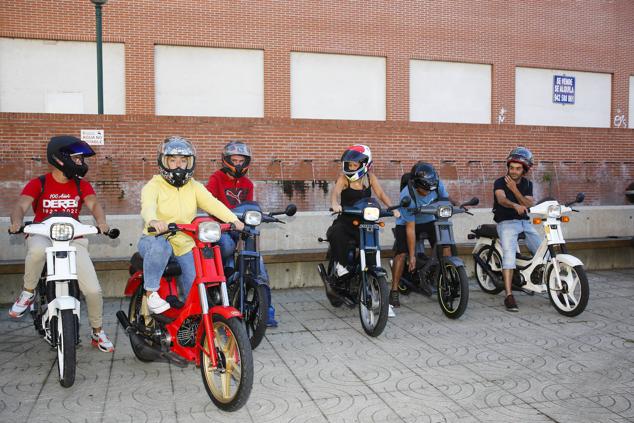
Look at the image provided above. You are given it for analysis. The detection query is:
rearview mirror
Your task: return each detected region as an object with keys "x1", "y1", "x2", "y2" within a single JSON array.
[
  {"x1": 575, "y1": 192, "x2": 585, "y2": 204},
  {"x1": 461, "y1": 197, "x2": 479, "y2": 207},
  {"x1": 285, "y1": 204, "x2": 297, "y2": 216}
]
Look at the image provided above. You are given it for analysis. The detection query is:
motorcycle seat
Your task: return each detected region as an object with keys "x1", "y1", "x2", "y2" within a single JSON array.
[
  {"x1": 472, "y1": 224, "x2": 526, "y2": 240},
  {"x1": 130, "y1": 252, "x2": 182, "y2": 277}
]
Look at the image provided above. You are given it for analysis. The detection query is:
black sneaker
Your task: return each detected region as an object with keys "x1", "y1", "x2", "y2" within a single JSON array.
[
  {"x1": 504, "y1": 295, "x2": 519, "y2": 312},
  {"x1": 389, "y1": 290, "x2": 400, "y2": 307}
]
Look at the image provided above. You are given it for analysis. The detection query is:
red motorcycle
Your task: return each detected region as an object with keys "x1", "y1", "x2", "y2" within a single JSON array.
[{"x1": 116, "y1": 217, "x2": 253, "y2": 411}]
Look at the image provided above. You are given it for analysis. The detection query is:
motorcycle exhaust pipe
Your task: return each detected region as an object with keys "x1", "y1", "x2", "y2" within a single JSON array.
[
  {"x1": 116, "y1": 310, "x2": 131, "y2": 330},
  {"x1": 117, "y1": 311, "x2": 165, "y2": 361},
  {"x1": 472, "y1": 254, "x2": 503, "y2": 288}
]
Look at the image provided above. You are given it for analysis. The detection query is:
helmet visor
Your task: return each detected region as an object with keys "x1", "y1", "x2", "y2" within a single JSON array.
[
  {"x1": 61, "y1": 140, "x2": 95, "y2": 157},
  {"x1": 224, "y1": 142, "x2": 251, "y2": 157},
  {"x1": 341, "y1": 149, "x2": 367, "y2": 163},
  {"x1": 161, "y1": 155, "x2": 195, "y2": 170}
]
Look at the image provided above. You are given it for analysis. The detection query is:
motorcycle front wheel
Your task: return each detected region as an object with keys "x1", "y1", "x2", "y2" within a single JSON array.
[
  {"x1": 57, "y1": 309, "x2": 77, "y2": 387},
  {"x1": 230, "y1": 277, "x2": 269, "y2": 350},
  {"x1": 437, "y1": 261, "x2": 469, "y2": 319},
  {"x1": 474, "y1": 246, "x2": 504, "y2": 294},
  {"x1": 200, "y1": 314, "x2": 253, "y2": 411},
  {"x1": 546, "y1": 262, "x2": 589, "y2": 317},
  {"x1": 358, "y1": 275, "x2": 389, "y2": 337}
]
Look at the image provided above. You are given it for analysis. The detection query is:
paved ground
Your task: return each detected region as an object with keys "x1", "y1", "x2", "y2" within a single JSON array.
[{"x1": 0, "y1": 269, "x2": 633, "y2": 423}]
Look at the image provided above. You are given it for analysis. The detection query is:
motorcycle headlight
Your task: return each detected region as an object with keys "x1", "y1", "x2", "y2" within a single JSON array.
[
  {"x1": 438, "y1": 206, "x2": 453, "y2": 218},
  {"x1": 547, "y1": 205, "x2": 562, "y2": 218},
  {"x1": 244, "y1": 210, "x2": 262, "y2": 226},
  {"x1": 50, "y1": 223, "x2": 74, "y2": 241},
  {"x1": 198, "y1": 222, "x2": 221, "y2": 243},
  {"x1": 363, "y1": 207, "x2": 380, "y2": 222}
]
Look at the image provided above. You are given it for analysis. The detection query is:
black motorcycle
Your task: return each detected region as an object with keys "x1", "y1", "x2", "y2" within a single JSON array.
[
  {"x1": 227, "y1": 201, "x2": 297, "y2": 349},
  {"x1": 396, "y1": 197, "x2": 479, "y2": 319},
  {"x1": 317, "y1": 197, "x2": 409, "y2": 337}
]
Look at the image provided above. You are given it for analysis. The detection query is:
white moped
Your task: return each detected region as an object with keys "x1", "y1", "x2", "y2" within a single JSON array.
[
  {"x1": 469, "y1": 193, "x2": 589, "y2": 316},
  {"x1": 14, "y1": 214, "x2": 118, "y2": 387}
]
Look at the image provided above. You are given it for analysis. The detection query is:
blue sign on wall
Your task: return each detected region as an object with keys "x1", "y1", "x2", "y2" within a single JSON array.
[{"x1": 553, "y1": 75, "x2": 575, "y2": 104}]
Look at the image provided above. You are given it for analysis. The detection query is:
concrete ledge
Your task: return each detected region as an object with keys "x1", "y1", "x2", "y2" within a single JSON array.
[{"x1": 1, "y1": 237, "x2": 630, "y2": 273}]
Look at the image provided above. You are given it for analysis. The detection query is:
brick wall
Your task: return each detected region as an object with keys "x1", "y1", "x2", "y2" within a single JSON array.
[
  {"x1": 1, "y1": 114, "x2": 632, "y2": 215},
  {"x1": 0, "y1": 1, "x2": 633, "y2": 214}
]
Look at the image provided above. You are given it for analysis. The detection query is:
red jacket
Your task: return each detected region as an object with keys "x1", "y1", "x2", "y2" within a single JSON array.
[{"x1": 206, "y1": 170, "x2": 254, "y2": 208}]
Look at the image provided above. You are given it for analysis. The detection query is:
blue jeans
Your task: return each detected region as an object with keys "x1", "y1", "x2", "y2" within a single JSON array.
[
  {"x1": 498, "y1": 220, "x2": 542, "y2": 269},
  {"x1": 137, "y1": 236, "x2": 196, "y2": 299}
]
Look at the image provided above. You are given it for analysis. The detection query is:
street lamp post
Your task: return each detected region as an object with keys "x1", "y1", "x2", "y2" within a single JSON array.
[{"x1": 90, "y1": 0, "x2": 107, "y2": 114}]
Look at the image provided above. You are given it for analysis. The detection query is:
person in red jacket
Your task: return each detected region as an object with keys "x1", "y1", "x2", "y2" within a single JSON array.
[
  {"x1": 206, "y1": 141, "x2": 278, "y2": 326},
  {"x1": 207, "y1": 141, "x2": 254, "y2": 208}
]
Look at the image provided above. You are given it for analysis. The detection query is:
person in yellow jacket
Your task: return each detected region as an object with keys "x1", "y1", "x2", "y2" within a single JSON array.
[{"x1": 139, "y1": 136, "x2": 244, "y2": 314}]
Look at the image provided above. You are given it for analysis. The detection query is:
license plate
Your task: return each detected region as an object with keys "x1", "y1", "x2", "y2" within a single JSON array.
[{"x1": 359, "y1": 224, "x2": 378, "y2": 230}]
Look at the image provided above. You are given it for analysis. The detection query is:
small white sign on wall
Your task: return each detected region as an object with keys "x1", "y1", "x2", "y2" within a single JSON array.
[{"x1": 81, "y1": 129, "x2": 104, "y2": 146}]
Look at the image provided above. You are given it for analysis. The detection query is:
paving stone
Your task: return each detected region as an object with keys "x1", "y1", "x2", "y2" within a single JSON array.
[{"x1": 0, "y1": 269, "x2": 632, "y2": 422}]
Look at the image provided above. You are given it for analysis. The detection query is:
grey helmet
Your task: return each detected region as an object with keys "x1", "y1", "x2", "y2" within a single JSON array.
[
  {"x1": 221, "y1": 141, "x2": 252, "y2": 178},
  {"x1": 507, "y1": 146, "x2": 534, "y2": 171},
  {"x1": 157, "y1": 136, "x2": 196, "y2": 187}
]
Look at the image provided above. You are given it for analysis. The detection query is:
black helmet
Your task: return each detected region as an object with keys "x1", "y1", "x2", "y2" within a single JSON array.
[
  {"x1": 47, "y1": 135, "x2": 95, "y2": 179},
  {"x1": 507, "y1": 147, "x2": 533, "y2": 171},
  {"x1": 157, "y1": 136, "x2": 196, "y2": 187},
  {"x1": 221, "y1": 141, "x2": 252, "y2": 178},
  {"x1": 410, "y1": 161, "x2": 439, "y2": 191}
]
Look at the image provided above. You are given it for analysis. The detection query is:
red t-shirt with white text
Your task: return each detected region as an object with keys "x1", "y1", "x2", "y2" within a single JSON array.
[
  {"x1": 21, "y1": 174, "x2": 95, "y2": 222},
  {"x1": 206, "y1": 170, "x2": 254, "y2": 208}
]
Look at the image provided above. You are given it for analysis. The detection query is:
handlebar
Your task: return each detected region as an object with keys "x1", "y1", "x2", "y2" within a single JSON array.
[
  {"x1": 9, "y1": 221, "x2": 119, "y2": 239},
  {"x1": 329, "y1": 207, "x2": 396, "y2": 218},
  {"x1": 148, "y1": 222, "x2": 235, "y2": 237}
]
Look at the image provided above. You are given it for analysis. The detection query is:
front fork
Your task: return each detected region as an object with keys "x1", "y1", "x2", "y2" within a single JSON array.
[
  {"x1": 199, "y1": 283, "x2": 218, "y2": 368},
  {"x1": 547, "y1": 245, "x2": 564, "y2": 290}
]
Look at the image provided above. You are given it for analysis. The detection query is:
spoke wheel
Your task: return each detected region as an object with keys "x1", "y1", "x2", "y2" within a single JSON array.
[
  {"x1": 437, "y1": 262, "x2": 469, "y2": 319},
  {"x1": 358, "y1": 275, "x2": 389, "y2": 337},
  {"x1": 57, "y1": 309, "x2": 77, "y2": 388},
  {"x1": 547, "y1": 263, "x2": 589, "y2": 317},
  {"x1": 474, "y1": 246, "x2": 504, "y2": 294},
  {"x1": 200, "y1": 314, "x2": 253, "y2": 411},
  {"x1": 231, "y1": 278, "x2": 269, "y2": 350}
]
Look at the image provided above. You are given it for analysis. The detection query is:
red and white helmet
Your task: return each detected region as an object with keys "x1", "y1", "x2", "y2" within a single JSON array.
[{"x1": 341, "y1": 144, "x2": 372, "y2": 182}]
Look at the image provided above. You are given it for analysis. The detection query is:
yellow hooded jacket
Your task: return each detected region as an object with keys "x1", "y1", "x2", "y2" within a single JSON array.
[{"x1": 141, "y1": 175, "x2": 237, "y2": 256}]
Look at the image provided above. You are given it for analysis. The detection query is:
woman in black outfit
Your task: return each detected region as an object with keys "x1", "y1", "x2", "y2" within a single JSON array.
[{"x1": 327, "y1": 144, "x2": 399, "y2": 277}]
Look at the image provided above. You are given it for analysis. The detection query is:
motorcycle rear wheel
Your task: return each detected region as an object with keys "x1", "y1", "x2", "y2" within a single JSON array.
[
  {"x1": 437, "y1": 261, "x2": 469, "y2": 319},
  {"x1": 358, "y1": 275, "x2": 389, "y2": 337},
  {"x1": 57, "y1": 309, "x2": 77, "y2": 388},
  {"x1": 230, "y1": 277, "x2": 269, "y2": 350},
  {"x1": 200, "y1": 314, "x2": 253, "y2": 411},
  {"x1": 474, "y1": 246, "x2": 504, "y2": 294},
  {"x1": 128, "y1": 287, "x2": 156, "y2": 362}
]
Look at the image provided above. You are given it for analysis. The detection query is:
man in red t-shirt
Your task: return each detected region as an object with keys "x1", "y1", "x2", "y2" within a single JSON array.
[
  {"x1": 8, "y1": 136, "x2": 115, "y2": 352},
  {"x1": 206, "y1": 141, "x2": 278, "y2": 326}
]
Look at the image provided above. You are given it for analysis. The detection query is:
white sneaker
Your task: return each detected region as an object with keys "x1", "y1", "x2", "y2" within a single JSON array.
[
  {"x1": 334, "y1": 262, "x2": 349, "y2": 277},
  {"x1": 9, "y1": 290, "x2": 35, "y2": 318},
  {"x1": 91, "y1": 330, "x2": 115, "y2": 353},
  {"x1": 147, "y1": 292, "x2": 170, "y2": 314},
  {"x1": 388, "y1": 304, "x2": 396, "y2": 318}
]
